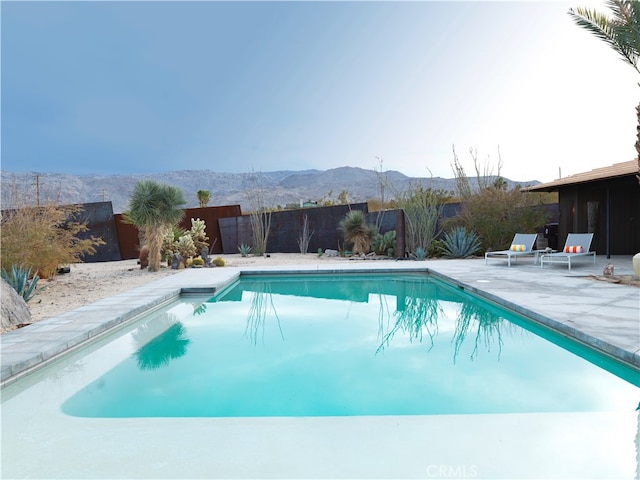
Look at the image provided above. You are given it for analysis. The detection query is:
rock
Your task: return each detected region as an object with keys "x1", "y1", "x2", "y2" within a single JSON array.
[
  {"x1": 1, "y1": 278, "x2": 32, "y2": 333},
  {"x1": 633, "y1": 253, "x2": 640, "y2": 277},
  {"x1": 602, "y1": 263, "x2": 614, "y2": 276},
  {"x1": 201, "y1": 247, "x2": 212, "y2": 267},
  {"x1": 324, "y1": 249, "x2": 338, "y2": 257},
  {"x1": 171, "y1": 253, "x2": 183, "y2": 270}
]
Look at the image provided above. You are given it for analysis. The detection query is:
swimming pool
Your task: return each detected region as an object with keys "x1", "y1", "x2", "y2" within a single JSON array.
[{"x1": 2, "y1": 272, "x2": 639, "y2": 478}]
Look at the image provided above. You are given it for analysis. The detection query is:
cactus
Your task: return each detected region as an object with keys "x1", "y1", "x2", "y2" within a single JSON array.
[
  {"x1": 189, "y1": 218, "x2": 209, "y2": 251},
  {"x1": 212, "y1": 257, "x2": 225, "y2": 267},
  {"x1": 191, "y1": 257, "x2": 205, "y2": 267},
  {"x1": 176, "y1": 235, "x2": 197, "y2": 259}
]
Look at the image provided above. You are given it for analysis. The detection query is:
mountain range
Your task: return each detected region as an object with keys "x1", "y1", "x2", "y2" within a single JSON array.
[{"x1": 1, "y1": 167, "x2": 540, "y2": 213}]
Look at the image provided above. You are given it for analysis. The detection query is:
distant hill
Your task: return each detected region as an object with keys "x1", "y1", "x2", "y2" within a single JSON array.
[{"x1": 0, "y1": 167, "x2": 540, "y2": 213}]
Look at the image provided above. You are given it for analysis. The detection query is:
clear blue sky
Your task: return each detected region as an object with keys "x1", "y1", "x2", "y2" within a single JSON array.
[{"x1": 2, "y1": 1, "x2": 637, "y2": 183}]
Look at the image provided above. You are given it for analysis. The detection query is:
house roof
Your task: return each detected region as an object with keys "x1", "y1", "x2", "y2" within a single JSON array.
[{"x1": 526, "y1": 160, "x2": 639, "y2": 192}]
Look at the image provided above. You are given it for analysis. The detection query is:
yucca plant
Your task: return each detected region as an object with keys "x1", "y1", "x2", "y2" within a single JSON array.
[
  {"x1": 125, "y1": 180, "x2": 186, "y2": 272},
  {"x1": 440, "y1": 227, "x2": 482, "y2": 259},
  {"x1": 339, "y1": 210, "x2": 373, "y2": 255},
  {"x1": 1, "y1": 265, "x2": 39, "y2": 302}
]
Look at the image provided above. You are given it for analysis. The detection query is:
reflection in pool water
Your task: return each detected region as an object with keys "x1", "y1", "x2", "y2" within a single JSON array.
[
  {"x1": 2, "y1": 273, "x2": 639, "y2": 479},
  {"x1": 59, "y1": 274, "x2": 639, "y2": 419}
]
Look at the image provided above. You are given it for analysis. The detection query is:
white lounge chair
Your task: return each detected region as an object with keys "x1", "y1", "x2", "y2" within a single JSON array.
[
  {"x1": 484, "y1": 233, "x2": 538, "y2": 267},
  {"x1": 540, "y1": 233, "x2": 596, "y2": 270}
]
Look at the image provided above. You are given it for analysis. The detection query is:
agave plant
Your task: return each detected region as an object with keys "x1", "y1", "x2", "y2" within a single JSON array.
[
  {"x1": 238, "y1": 244, "x2": 252, "y2": 257},
  {"x1": 412, "y1": 247, "x2": 427, "y2": 261},
  {"x1": 1, "y1": 265, "x2": 39, "y2": 302},
  {"x1": 440, "y1": 227, "x2": 482, "y2": 259}
]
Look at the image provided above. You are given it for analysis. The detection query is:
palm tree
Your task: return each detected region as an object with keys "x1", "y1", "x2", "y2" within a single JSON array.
[
  {"x1": 197, "y1": 189, "x2": 211, "y2": 208},
  {"x1": 126, "y1": 180, "x2": 186, "y2": 272},
  {"x1": 568, "y1": 0, "x2": 640, "y2": 182}
]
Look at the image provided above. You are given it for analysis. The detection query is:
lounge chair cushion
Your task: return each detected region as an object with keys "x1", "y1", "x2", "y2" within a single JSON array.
[
  {"x1": 564, "y1": 245, "x2": 584, "y2": 253},
  {"x1": 510, "y1": 244, "x2": 525, "y2": 252}
]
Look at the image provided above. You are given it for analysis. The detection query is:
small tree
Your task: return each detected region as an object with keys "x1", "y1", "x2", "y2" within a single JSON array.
[
  {"x1": 339, "y1": 210, "x2": 373, "y2": 255},
  {"x1": 126, "y1": 180, "x2": 186, "y2": 272},
  {"x1": 197, "y1": 190, "x2": 211, "y2": 208}
]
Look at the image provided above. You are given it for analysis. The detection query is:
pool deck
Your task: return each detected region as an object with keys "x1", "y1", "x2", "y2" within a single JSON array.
[{"x1": 1, "y1": 254, "x2": 639, "y2": 385}]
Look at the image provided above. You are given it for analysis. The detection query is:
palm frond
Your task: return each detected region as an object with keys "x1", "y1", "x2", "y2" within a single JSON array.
[{"x1": 569, "y1": 1, "x2": 640, "y2": 75}]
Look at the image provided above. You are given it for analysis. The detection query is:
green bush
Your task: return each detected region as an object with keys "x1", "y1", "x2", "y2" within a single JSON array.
[{"x1": 428, "y1": 239, "x2": 444, "y2": 258}]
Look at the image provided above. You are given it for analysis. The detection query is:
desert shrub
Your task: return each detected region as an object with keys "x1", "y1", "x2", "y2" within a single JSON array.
[
  {"x1": 1, "y1": 204, "x2": 104, "y2": 279},
  {"x1": 212, "y1": 257, "x2": 225, "y2": 267},
  {"x1": 297, "y1": 214, "x2": 314, "y2": 254},
  {"x1": 393, "y1": 184, "x2": 449, "y2": 257},
  {"x1": 1, "y1": 265, "x2": 39, "y2": 302},
  {"x1": 448, "y1": 186, "x2": 550, "y2": 251},
  {"x1": 238, "y1": 244, "x2": 252, "y2": 257},
  {"x1": 428, "y1": 239, "x2": 445, "y2": 258},
  {"x1": 339, "y1": 210, "x2": 373, "y2": 255},
  {"x1": 245, "y1": 171, "x2": 272, "y2": 256},
  {"x1": 450, "y1": 146, "x2": 550, "y2": 251},
  {"x1": 439, "y1": 227, "x2": 482, "y2": 258}
]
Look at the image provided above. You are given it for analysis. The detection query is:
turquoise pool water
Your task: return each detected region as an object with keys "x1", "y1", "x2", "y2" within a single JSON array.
[
  {"x1": 2, "y1": 272, "x2": 639, "y2": 479},
  {"x1": 58, "y1": 274, "x2": 639, "y2": 418}
]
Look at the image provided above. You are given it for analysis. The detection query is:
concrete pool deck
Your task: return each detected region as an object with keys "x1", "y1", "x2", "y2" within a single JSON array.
[{"x1": 1, "y1": 254, "x2": 639, "y2": 385}]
